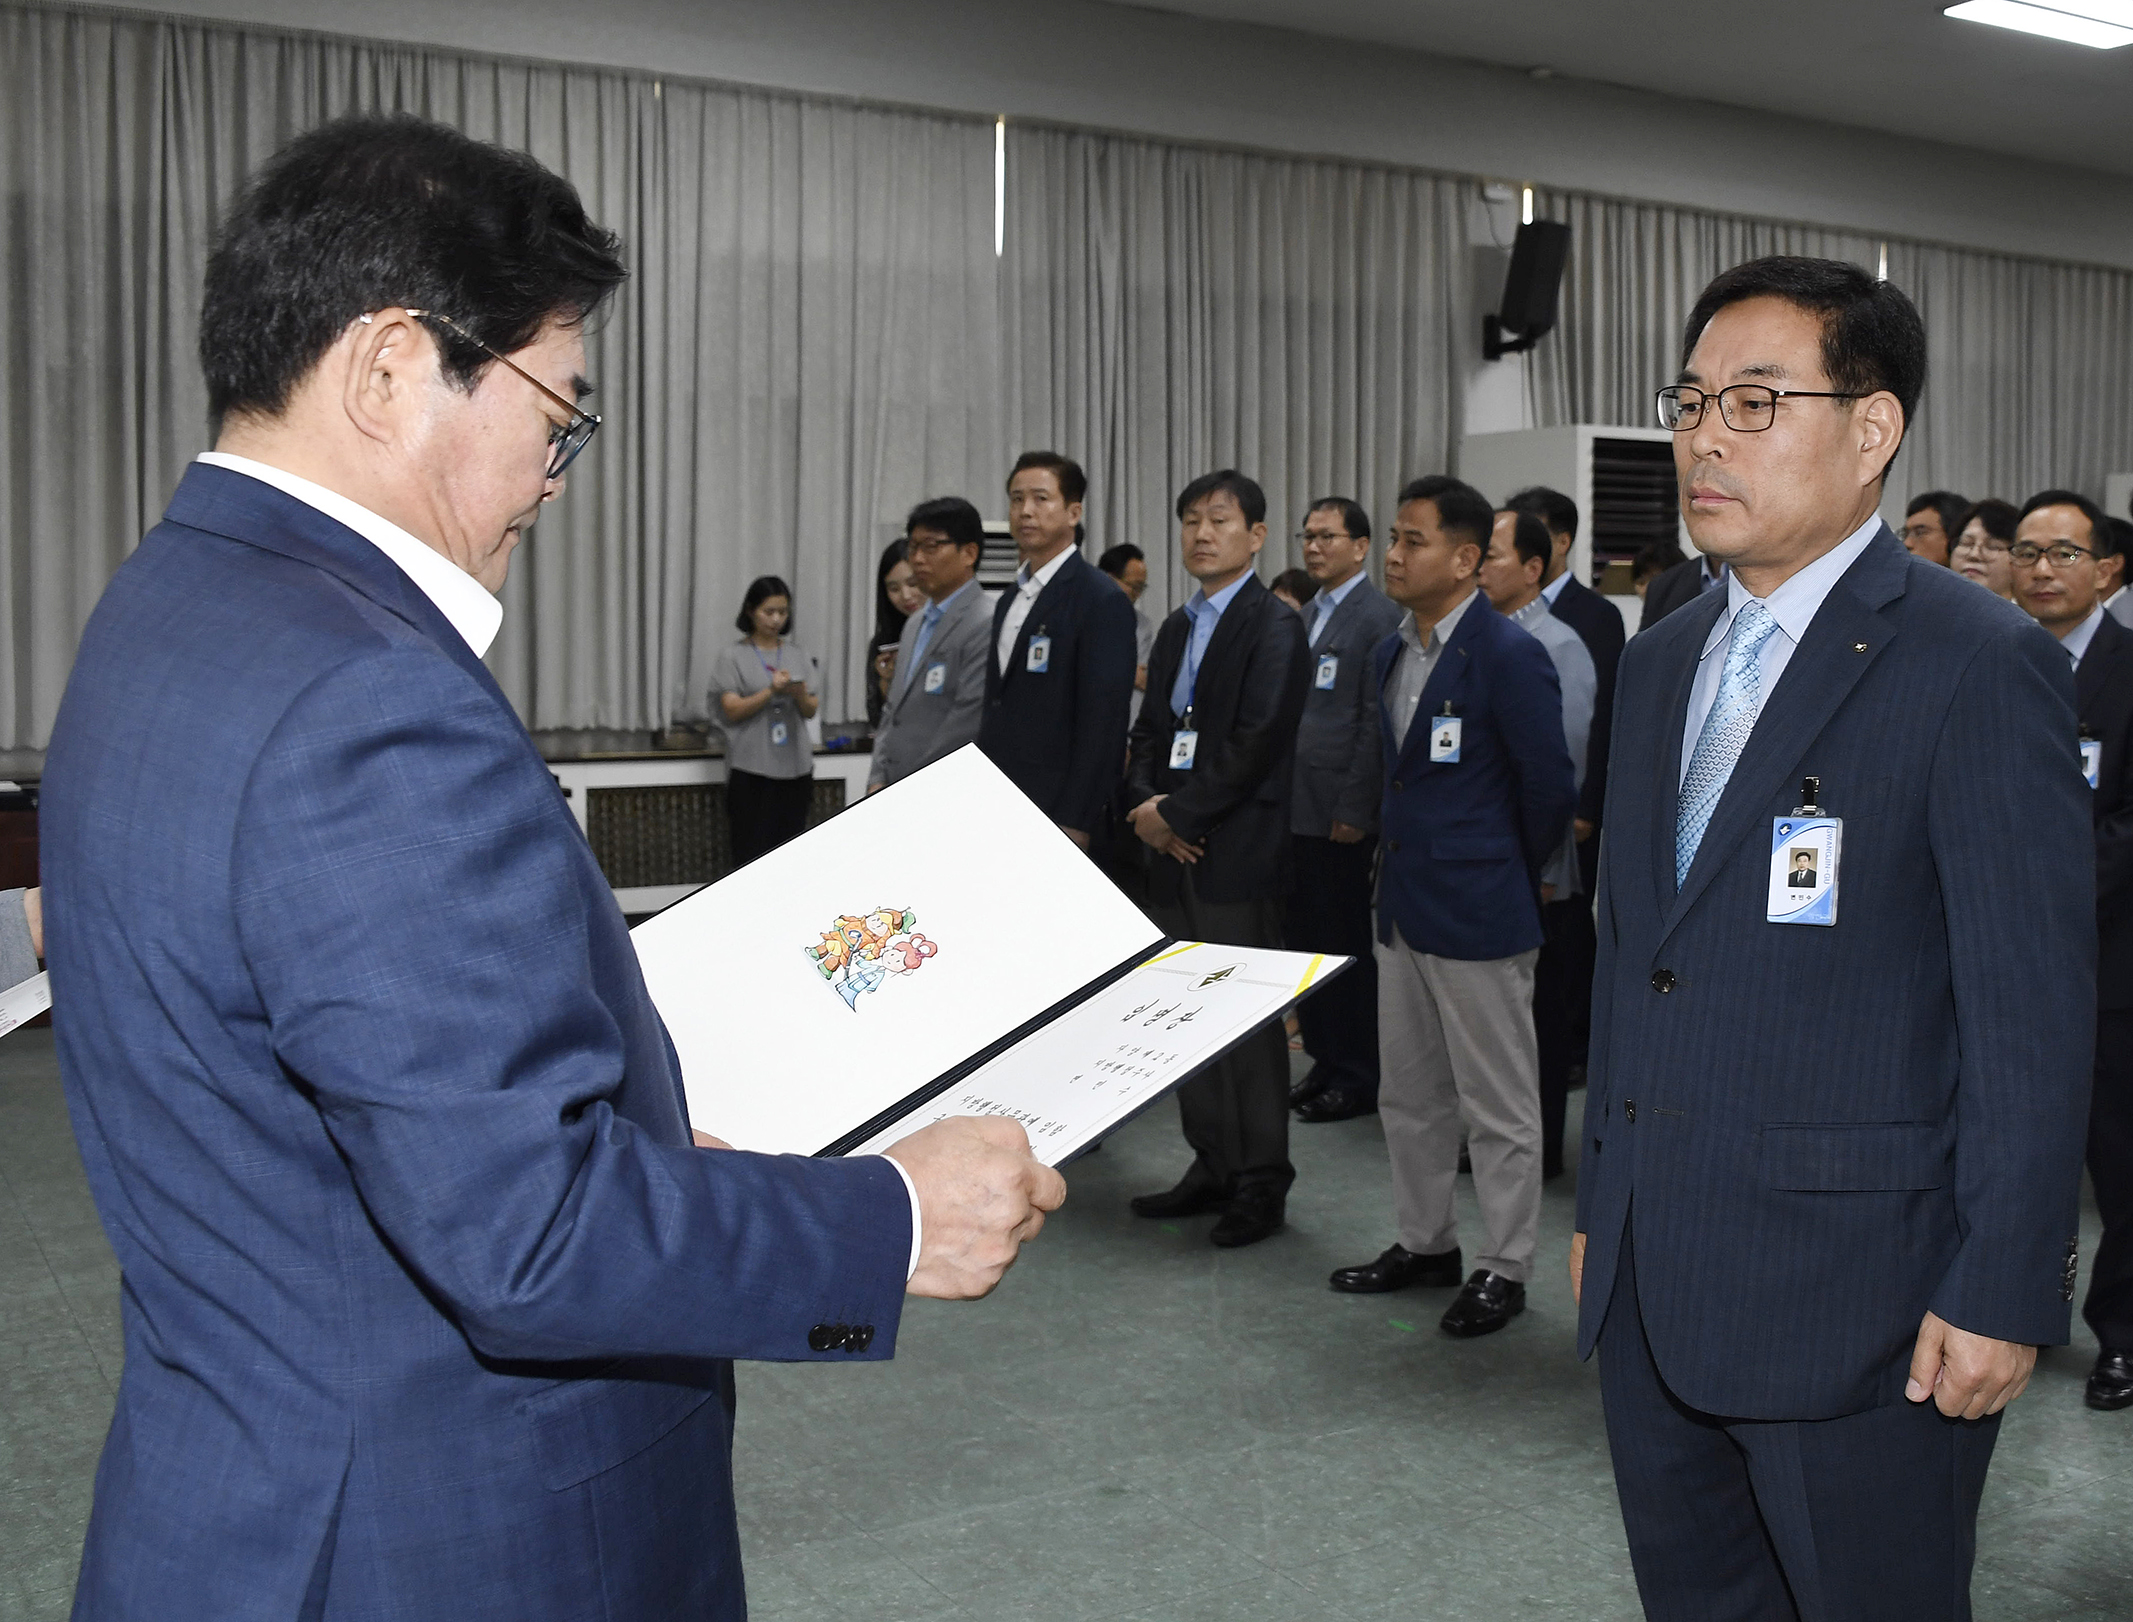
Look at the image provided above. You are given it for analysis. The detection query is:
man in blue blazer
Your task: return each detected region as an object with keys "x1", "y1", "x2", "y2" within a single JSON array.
[
  {"x1": 1573, "y1": 258, "x2": 2090, "y2": 1619},
  {"x1": 1327, "y1": 476, "x2": 1575, "y2": 1338},
  {"x1": 42, "y1": 116, "x2": 1062, "y2": 1622},
  {"x1": 977, "y1": 451, "x2": 1140, "y2": 848}
]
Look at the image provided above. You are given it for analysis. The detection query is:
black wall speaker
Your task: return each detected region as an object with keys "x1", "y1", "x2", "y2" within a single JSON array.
[{"x1": 1484, "y1": 219, "x2": 1571, "y2": 360}]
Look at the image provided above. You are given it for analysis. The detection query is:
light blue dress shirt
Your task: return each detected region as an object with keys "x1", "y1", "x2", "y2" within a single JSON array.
[
  {"x1": 1679, "y1": 516, "x2": 1880, "y2": 788},
  {"x1": 895, "y1": 576, "x2": 976, "y2": 697},
  {"x1": 1169, "y1": 570, "x2": 1254, "y2": 718},
  {"x1": 1307, "y1": 569, "x2": 1365, "y2": 647},
  {"x1": 2059, "y1": 603, "x2": 2106, "y2": 671}
]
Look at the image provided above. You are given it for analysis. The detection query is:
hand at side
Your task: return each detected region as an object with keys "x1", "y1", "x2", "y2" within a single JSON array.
[
  {"x1": 1128, "y1": 796, "x2": 1204, "y2": 864},
  {"x1": 1569, "y1": 1230, "x2": 1586, "y2": 1305},
  {"x1": 1906, "y1": 1311, "x2": 2036, "y2": 1419},
  {"x1": 887, "y1": 1116, "x2": 1068, "y2": 1299}
]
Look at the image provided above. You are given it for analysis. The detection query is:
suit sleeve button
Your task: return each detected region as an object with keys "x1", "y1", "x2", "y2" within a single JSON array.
[
  {"x1": 1650, "y1": 969, "x2": 1676, "y2": 993},
  {"x1": 849, "y1": 1325, "x2": 875, "y2": 1353},
  {"x1": 807, "y1": 1324, "x2": 834, "y2": 1352}
]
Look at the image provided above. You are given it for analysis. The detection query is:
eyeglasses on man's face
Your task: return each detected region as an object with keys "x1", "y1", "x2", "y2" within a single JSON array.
[
  {"x1": 1655, "y1": 383, "x2": 1862, "y2": 434},
  {"x1": 2009, "y1": 540, "x2": 2098, "y2": 569},
  {"x1": 403, "y1": 309, "x2": 601, "y2": 481}
]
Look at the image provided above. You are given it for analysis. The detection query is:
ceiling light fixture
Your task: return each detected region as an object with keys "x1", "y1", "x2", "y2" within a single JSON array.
[{"x1": 1944, "y1": 1, "x2": 2133, "y2": 48}]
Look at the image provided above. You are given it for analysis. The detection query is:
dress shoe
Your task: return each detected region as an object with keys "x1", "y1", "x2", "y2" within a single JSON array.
[
  {"x1": 1294, "y1": 1085, "x2": 1377, "y2": 1123},
  {"x1": 2086, "y1": 1349, "x2": 2133, "y2": 1411},
  {"x1": 1129, "y1": 1176, "x2": 1228, "y2": 1220},
  {"x1": 1210, "y1": 1187, "x2": 1286, "y2": 1248},
  {"x1": 1288, "y1": 1064, "x2": 1329, "y2": 1109},
  {"x1": 1440, "y1": 1270, "x2": 1526, "y2": 1338},
  {"x1": 1329, "y1": 1243, "x2": 1464, "y2": 1293}
]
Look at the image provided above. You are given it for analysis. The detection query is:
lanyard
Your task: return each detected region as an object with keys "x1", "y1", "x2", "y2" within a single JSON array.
[
  {"x1": 752, "y1": 642, "x2": 786, "y2": 684},
  {"x1": 1179, "y1": 609, "x2": 1213, "y2": 715}
]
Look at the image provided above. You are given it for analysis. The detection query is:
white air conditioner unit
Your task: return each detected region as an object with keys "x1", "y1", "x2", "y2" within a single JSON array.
[{"x1": 1458, "y1": 426, "x2": 1689, "y2": 607}]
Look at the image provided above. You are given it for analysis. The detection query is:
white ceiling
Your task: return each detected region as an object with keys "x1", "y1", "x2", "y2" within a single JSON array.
[{"x1": 1131, "y1": 0, "x2": 2133, "y2": 179}]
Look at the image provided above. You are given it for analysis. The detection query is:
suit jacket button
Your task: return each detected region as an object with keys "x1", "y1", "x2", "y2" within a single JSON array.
[
  {"x1": 1387, "y1": 839, "x2": 1400, "y2": 853},
  {"x1": 849, "y1": 1325, "x2": 875, "y2": 1353},
  {"x1": 1391, "y1": 779, "x2": 1403, "y2": 792},
  {"x1": 1624, "y1": 1099, "x2": 1637, "y2": 1123},
  {"x1": 807, "y1": 1324, "x2": 835, "y2": 1352},
  {"x1": 1651, "y1": 969, "x2": 1676, "y2": 993}
]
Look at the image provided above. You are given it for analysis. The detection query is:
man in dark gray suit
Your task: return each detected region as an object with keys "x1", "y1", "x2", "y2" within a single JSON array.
[
  {"x1": 1576, "y1": 257, "x2": 2089, "y2": 1620},
  {"x1": 1286, "y1": 498, "x2": 1403, "y2": 1124},
  {"x1": 868, "y1": 497, "x2": 991, "y2": 793}
]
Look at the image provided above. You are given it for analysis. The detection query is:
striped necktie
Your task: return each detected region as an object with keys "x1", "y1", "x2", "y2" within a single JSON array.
[{"x1": 1675, "y1": 599, "x2": 1781, "y2": 887}]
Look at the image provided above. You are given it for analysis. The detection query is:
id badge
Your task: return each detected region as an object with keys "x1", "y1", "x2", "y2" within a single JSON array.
[
  {"x1": 923, "y1": 662, "x2": 947, "y2": 695},
  {"x1": 2082, "y1": 736, "x2": 2101, "y2": 790},
  {"x1": 1428, "y1": 716, "x2": 1462, "y2": 764},
  {"x1": 1026, "y1": 634, "x2": 1051, "y2": 673},
  {"x1": 1768, "y1": 816, "x2": 1840, "y2": 926},
  {"x1": 1169, "y1": 729, "x2": 1199, "y2": 770},
  {"x1": 1315, "y1": 653, "x2": 1339, "y2": 691},
  {"x1": 770, "y1": 720, "x2": 789, "y2": 747}
]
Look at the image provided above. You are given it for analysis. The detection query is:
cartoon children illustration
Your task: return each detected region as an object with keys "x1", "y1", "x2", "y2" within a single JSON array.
[{"x1": 803, "y1": 906, "x2": 936, "y2": 1008}]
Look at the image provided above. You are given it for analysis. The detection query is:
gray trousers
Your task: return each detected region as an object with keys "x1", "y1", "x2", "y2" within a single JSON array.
[{"x1": 1376, "y1": 926, "x2": 1542, "y2": 1281}]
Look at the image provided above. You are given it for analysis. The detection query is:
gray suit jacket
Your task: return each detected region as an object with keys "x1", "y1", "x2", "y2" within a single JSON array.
[
  {"x1": 868, "y1": 580, "x2": 993, "y2": 788},
  {"x1": 1290, "y1": 575, "x2": 1405, "y2": 837}
]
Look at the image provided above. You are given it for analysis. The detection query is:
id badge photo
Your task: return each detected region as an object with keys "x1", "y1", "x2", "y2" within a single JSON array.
[
  {"x1": 923, "y1": 662, "x2": 947, "y2": 695},
  {"x1": 1315, "y1": 653, "x2": 1339, "y2": 691},
  {"x1": 1026, "y1": 633, "x2": 1051, "y2": 673},
  {"x1": 1428, "y1": 714, "x2": 1462, "y2": 764},
  {"x1": 1767, "y1": 816, "x2": 1840, "y2": 926}
]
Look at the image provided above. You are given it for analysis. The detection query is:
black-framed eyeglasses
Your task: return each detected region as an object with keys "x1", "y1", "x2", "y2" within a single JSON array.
[
  {"x1": 1294, "y1": 529, "x2": 1355, "y2": 544},
  {"x1": 2009, "y1": 541, "x2": 2098, "y2": 568},
  {"x1": 1656, "y1": 383, "x2": 1863, "y2": 433},
  {"x1": 403, "y1": 309, "x2": 601, "y2": 480}
]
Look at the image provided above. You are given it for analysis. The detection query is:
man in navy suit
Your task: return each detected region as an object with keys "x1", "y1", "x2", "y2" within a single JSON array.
[
  {"x1": 1574, "y1": 257, "x2": 2090, "y2": 1619},
  {"x1": 1327, "y1": 476, "x2": 1575, "y2": 1337},
  {"x1": 977, "y1": 451, "x2": 1139, "y2": 848},
  {"x1": 42, "y1": 116, "x2": 1063, "y2": 1622},
  {"x1": 2009, "y1": 489, "x2": 2133, "y2": 1412}
]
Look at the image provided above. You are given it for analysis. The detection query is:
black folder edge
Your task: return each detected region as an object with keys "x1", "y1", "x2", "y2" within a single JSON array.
[{"x1": 813, "y1": 943, "x2": 1355, "y2": 1162}]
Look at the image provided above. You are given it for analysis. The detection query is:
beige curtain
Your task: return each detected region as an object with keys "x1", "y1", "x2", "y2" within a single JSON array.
[{"x1": 0, "y1": 2, "x2": 1001, "y2": 746}]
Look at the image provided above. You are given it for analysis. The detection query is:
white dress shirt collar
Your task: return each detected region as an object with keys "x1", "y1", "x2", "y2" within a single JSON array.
[
  {"x1": 1016, "y1": 544, "x2": 1076, "y2": 594},
  {"x1": 2060, "y1": 603, "x2": 2107, "y2": 670},
  {"x1": 1400, "y1": 584, "x2": 1479, "y2": 654},
  {"x1": 196, "y1": 452, "x2": 503, "y2": 658}
]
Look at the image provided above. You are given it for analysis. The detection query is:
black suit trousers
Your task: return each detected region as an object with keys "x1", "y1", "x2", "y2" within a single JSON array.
[
  {"x1": 1600, "y1": 1228, "x2": 2000, "y2": 1622},
  {"x1": 1147, "y1": 870, "x2": 1294, "y2": 1197},
  {"x1": 1535, "y1": 895, "x2": 1597, "y2": 1177},
  {"x1": 2085, "y1": 1008, "x2": 2133, "y2": 1351},
  {"x1": 1282, "y1": 834, "x2": 1379, "y2": 1097}
]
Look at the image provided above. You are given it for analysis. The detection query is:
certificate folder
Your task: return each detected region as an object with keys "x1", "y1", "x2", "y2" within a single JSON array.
[{"x1": 630, "y1": 745, "x2": 1348, "y2": 1165}]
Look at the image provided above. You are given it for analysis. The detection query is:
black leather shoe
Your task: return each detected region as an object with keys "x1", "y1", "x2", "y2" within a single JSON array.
[
  {"x1": 1129, "y1": 1176, "x2": 1228, "y2": 1220},
  {"x1": 1294, "y1": 1086, "x2": 1377, "y2": 1123},
  {"x1": 1329, "y1": 1243, "x2": 1464, "y2": 1293},
  {"x1": 2086, "y1": 1349, "x2": 2133, "y2": 1411},
  {"x1": 1440, "y1": 1270, "x2": 1526, "y2": 1338},
  {"x1": 1288, "y1": 1065, "x2": 1328, "y2": 1108},
  {"x1": 1210, "y1": 1187, "x2": 1286, "y2": 1248}
]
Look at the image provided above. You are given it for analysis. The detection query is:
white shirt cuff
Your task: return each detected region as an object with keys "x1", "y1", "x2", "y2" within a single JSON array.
[{"x1": 874, "y1": 1153, "x2": 923, "y2": 1280}]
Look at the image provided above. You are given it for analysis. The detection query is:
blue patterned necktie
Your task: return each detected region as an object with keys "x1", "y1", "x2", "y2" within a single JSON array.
[
  {"x1": 1675, "y1": 599, "x2": 1782, "y2": 886},
  {"x1": 896, "y1": 601, "x2": 943, "y2": 698}
]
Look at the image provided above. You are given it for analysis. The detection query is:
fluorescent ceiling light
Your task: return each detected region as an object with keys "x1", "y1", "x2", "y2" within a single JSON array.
[{"x1": 1945, "y1": 1, "x2": 2133, "y2": 47}]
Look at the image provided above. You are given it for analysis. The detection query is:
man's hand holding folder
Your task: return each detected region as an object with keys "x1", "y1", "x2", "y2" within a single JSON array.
[{"x1": 889, "y1": 1117, "x2": 1068, "y2": 1298}]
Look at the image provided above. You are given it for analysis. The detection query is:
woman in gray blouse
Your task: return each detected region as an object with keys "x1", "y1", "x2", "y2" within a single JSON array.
[
  {"x1": 715, "y1": 576, "x2": 819, "y2": 869},
  {"x1": 0, "y1": 886, "x2": 39, "y2": 989}
]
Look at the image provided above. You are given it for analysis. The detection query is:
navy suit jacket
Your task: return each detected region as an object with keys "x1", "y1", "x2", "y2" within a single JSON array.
[
  {"x1": 43, "y1": 464, "x2": 912, "y2": 1622},
  {"x1": 976, "y1": 548, "x2": 1138, "y2": 835},
  {"x1": 1371, "y1": 594, "x2": 1576, "y2": 962},
  {"x1": 2076, "y1": 611, "x2": 2133, "y2": 1010},
  {"x1": 1548, "y1": 573, "x2": 1626, "y2": 828},
  {"x1": 1575, "y1": 528, "x2": 2092, "y2": 1421}
]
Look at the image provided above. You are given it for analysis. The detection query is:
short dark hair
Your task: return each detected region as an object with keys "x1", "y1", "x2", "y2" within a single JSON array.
[
  {"x1": 1504, "y1": 485, "x2": 1578, "y2": 543},
  {"x1": 1957, "y1": 498, "x2": 2019, "y2": 545},
  {"x1": 2111, "y1": 518, "x2": 2133, "y2": 563},
  {"x1": 1633, "y1": 540, "x2": 1686, "y2": 581},
  {"x1": 736, "y1": 574, "x2": 794, "y2": 637},
  {"x1": 1008, "y1": 450, "x2": 1087, "y2": 508},
  {"x1": 1305, "y1": 497, "x2": 1371, "y2": 542},
  {"x1": 2020, "y1": 489, "x2": 2115, "y2": 557},
  {"x1": 1097, "y1": 543, "x2": 1146, "y2": 578},
  {"x1": 904, "y1": 496, "x2": 983, "y2": 553},
  {"x1": 201, "y1": 115, "x2": 627, "y2": 428},
  {"x1": 1397, "y1": 475, "x2": 1494, "y2": 553},
  {"x1": 1176, "y1": 469, "x2": 1267, "y2": 528},
  {"x1": 1271, "y1": 568, "x2": 1316, "y2": 604},
  {"x1": 1905, "y1": 491, "x2": 1970, "y2": 538},
  {"x1": 1498, "y1": 508, "x2": 1552, "y2": 573},
  {"x1": 1681, "y1": 256, "x2": 1926, "y2": 479}
]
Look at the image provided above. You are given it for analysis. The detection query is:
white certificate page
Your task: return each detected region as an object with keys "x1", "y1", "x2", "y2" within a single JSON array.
[
  {"x1": 853, "y1": 942, "x2": 1344, "y2": 1166},
  {"x1": 630, "y1": 746, "x2": 1163, "y2": 1155}
]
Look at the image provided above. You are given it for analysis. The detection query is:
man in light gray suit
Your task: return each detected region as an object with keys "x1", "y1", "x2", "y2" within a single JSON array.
[
  {"x1": 868, "y1": 498, "x2": 991, "y2": 792},
  {"x1": 1482, "y1": 507, "x2": 1595, "y2": 1181},
  {"x1": 1286, "y1": 497, "x2": 1405, "y2": 1124}
]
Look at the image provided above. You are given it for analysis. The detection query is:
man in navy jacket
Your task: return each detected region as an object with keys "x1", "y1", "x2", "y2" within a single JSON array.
[
  {"x1": 1574, "y1": 258, "x2": 2089, "y2": 1619},
  {"x1": 1327, "y1": 476, "x2": 1574, "y2": 1338},
  {"x1": 42, "y1": 116, "x2": 1062, "y2": 1622}
]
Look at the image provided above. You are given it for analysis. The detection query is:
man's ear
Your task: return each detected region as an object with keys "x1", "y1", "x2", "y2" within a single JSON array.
[
  {"x1": 1859, "y1": 393, "x2": 1905, "y2": 487},
  {"x1": 342, "y1": 310, "x2": 430, "y2": 449},
  {"x1": 1249, "y1": 521, "x2": 1268, "y2": 555}
]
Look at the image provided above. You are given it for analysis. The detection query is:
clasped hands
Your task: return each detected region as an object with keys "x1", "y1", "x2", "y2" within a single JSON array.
[
  {"x1": 1128, "y1": 794, "x2": 1202, "y2": 864},
  {"x1": 1569, "y1": 1232, "x2": 2036, "y2": 1419},
  {"x1": 693, "y1": 1120, "x2": 1066, "y2": 1301}
]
